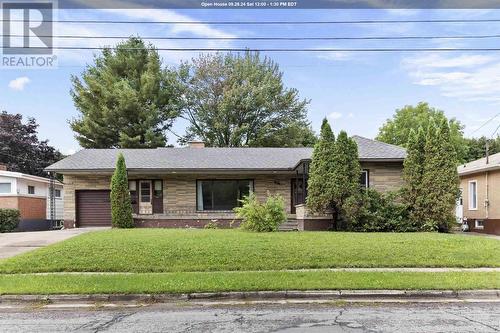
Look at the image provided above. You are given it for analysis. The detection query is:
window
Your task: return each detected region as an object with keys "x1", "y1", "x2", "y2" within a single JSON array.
[
  {"x1": 54, "y1": 189, "x2": 61, "y2": 198},
  {"x1": 28, "y1": 185, "x2": 35, "y2": 195},
  {"x1": 469, "y1": 181, "x2": 477, "y2": 210},
  {"x1": 0, "y1": 183, "x2": 11, "y2": 194},
  {"x1": 197, "y1": 180, "x2": 253, "y2": 211},
  {"x1": 360, "y1": 170, "x2": 369, "y2": 188},
  {"x1": 475, "y1": 219, "x2": 484, "y2": 229},
  {"x1": 140, "y1": 181, "x2": 151, "y2": 203},
  {"x1": 154, "y1": 180, "x2": 162, "y2": 198}
]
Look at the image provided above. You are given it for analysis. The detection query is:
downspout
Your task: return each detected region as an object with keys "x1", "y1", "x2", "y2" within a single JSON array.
[{"x1": 485, "y1": 171, "x2": 489, "y2": 219}]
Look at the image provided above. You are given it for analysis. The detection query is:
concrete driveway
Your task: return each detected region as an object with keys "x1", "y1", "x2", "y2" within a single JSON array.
[{"x1": 0, "y1": 228, "x2": 107, "y2": 259}]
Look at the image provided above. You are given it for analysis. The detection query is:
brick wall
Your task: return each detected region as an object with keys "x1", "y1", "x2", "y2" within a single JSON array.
[
  {"x1": 0, "y1": 196, "x2": 46, "y2": 219},
  {"x1": 0, "y1": 196, "x2": 18, "y2": 210},
  {"x1": 18, "y1": 197, "x2": 46, "y2": 219}
]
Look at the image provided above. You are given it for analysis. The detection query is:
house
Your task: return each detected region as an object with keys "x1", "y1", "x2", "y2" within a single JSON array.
[
  {"x1": 0, "y1": 165, "x2": 64, "y2": 231},
  {"x1": 457, "y1": 152, "x2": 500, "y2": 235},
  {"x1": 45, "y1": 136, "x2": 406, "y2": 230}
]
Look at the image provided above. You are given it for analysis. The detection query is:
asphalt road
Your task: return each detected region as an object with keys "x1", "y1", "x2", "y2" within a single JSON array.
[{"x1": 0, "y1": 302, "x2": 499, "y2": 332}]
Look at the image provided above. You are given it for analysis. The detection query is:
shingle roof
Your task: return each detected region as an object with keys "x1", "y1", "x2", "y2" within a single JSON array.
[
  {"x1": 457, "y1": 152, "x2": 500, "y2": 176},
  {"x1": 46, "y1": 136, "x2": 406, "y2": 172}
]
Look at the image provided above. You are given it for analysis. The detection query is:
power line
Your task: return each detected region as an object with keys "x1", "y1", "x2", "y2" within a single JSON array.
[
  {"x1": 5, "y1": 34, "x2": 500, "y2": 41},
  {"x1": 470, "y1": 112, "x2": 500, "y2": 135},
  {"x1": 6, "y1": 46, "x2": 500, "y2": 52},
  {"x1": 3, "y1": 18, "x2": 500, "y2": 25}
]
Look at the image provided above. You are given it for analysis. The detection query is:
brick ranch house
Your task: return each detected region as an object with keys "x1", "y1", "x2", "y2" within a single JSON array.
[
  {"x1": 457, "y1": 152, "x2": 500, "y2": 235},
  {"x1": 45, "y1": 136, "x2": 406, "y2": 231},
  {"x1": 0, "y1": 165, "x2": 63, "y2": 231}
]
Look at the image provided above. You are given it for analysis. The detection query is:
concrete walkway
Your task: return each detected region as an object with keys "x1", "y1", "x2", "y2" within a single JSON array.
[{"x1": 0, "y1": 228, "x2": 108, "y2": 259}]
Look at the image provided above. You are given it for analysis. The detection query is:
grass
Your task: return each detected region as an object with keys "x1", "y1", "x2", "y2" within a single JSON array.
[
  {"x1": 1, "y1": 271, "x2": 499, "y2": 294},
  {"x1": 0, "y1": 229, "x2": 499, "y2": 273}
]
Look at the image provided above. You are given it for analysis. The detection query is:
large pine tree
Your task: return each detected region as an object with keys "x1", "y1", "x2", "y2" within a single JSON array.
[{"x1": 70, "y1": 37, "x2": 180, "y2": 148}]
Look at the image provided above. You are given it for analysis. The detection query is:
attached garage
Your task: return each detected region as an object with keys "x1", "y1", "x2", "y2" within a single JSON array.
[{"x1": 76, "y1": 190, "x2": 112, "y2": 227}]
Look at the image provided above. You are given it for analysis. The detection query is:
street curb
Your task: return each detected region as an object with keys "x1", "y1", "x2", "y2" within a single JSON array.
[{"x1": 1, "y1": 290, "x2": 499, "y2": 304}]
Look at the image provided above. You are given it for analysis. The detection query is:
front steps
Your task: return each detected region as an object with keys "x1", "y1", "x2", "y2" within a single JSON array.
[{"x1": 279, "y1": 220, "x2": 299, "y2": 231}]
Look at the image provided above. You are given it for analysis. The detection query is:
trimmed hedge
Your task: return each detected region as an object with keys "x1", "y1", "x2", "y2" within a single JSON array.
[{"x1": 0, "y1": 209, "x2": 20, "y2": 232}]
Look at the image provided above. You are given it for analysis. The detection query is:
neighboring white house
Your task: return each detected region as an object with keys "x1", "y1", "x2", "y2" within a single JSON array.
[{"x1": 0, "y1": 165, "x2": 63, "y2": 230}]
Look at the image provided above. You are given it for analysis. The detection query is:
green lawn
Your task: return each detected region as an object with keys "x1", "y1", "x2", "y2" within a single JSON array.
[
  {"x1": 1, "y1": 271, "x2": 499, "y2": 294},
  {"x1": 0, "y1": 229, "x2": 499, "y2": 273}
]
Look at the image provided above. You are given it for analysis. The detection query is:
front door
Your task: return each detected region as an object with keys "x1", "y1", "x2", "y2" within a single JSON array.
[
  {"x1": 291, "y1": 178, "x2": 305, "y2": 214},
  {"x1": 139, "y1": 180, "x2": 153, "y2": 214}
]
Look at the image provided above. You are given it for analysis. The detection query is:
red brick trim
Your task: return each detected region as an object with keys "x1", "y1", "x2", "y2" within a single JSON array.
[{"x1": 466, "y1": 219, "x2": 500, "y2": 235}]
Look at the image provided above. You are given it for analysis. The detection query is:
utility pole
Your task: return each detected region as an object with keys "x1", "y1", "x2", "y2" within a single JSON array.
[{"x1": 486, "y1": 139, "x2": 490, "y2": 164}]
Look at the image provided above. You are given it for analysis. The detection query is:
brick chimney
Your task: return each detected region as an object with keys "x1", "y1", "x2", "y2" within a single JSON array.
[
  {"x1": 188, "y1": 140, "x2": 205, "y2": 149},
  {"x1": 0, "y1": 163, "x2": 7, "y2": 171}
]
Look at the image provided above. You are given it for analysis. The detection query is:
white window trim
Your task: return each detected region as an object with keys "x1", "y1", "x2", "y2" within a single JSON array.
[
  {"x1": 361, "y1": 170, "x2": 369, "y2": 188},
  {"x1": 468, "y1": 180, "x2": 478, "y2": 211},
  {"x1": 475, "y1": 219, "x2": 484, "y2": 229}
]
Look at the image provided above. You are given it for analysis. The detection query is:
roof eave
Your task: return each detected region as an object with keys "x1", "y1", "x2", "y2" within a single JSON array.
[
  {"x1": 46, "y1": 167, "x2": 298, "y2": 174},
  {"x1": 458, "y1": 164, "x2": 500, "y2": 176}
]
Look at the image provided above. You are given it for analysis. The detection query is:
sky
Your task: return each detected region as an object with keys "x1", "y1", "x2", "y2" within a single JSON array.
[{"x1": 1, "y1": 7, "x2": 500, "y2": 154}]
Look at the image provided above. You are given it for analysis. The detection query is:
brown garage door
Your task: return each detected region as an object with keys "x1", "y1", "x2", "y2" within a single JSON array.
[{"x1": 76, "y1": 190, "x2": 112, "y2": 227}]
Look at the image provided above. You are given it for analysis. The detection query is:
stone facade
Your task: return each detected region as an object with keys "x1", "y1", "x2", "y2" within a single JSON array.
[
  {"x1": 63, "y1": 175, "x2": 111, "y2": 226},
  {"x1": 62, "y1": 161, "x2": 404, "y2": 229},
  {"x1": 361, "y1": 162, "x2": 404, "y2": 193}
]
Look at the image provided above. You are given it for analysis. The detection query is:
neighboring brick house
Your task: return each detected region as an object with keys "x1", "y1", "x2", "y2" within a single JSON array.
[
  {"x1": 457, "y1": 153, "x2": 500, "y2": 235},
  {"x1": 0, "y1": 165, "x2": 64, "y2": 231},
  {"x1": 45, "y1": 136, "x2": 406, "y2": 230}
]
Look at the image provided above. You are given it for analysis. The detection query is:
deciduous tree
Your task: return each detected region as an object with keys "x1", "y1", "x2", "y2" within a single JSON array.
[
  {"x1": 376, "y1": 102, "x2": 466, "y2": 162},
  {"x1": 0, "y1": 111, "x2": 62, "y2": 176},
  {"x1": 177, "y1": 52, "x2": 315, "y2": 147}
]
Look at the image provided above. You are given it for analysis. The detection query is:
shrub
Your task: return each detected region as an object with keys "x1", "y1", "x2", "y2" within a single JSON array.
[
  {"x1": 344, "y1": 189, "x2": 413, "y2": 232},
  {"x1": 110, "y1": 153, "x2": 134, "y2": 228},
  {"x1": 235, "y1": 193, "x2": 287, "y2": 232},
  {"x1": 0, "y1": 208, "x2": 20, "y2": 232}
]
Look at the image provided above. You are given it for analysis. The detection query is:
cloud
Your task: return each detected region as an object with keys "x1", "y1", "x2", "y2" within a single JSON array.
[
  {"x1": 402, "y1": 53, "x2": 500, "y2": 104},
  {"x1": 8, "y1": 77, "x2": 30, "y2": 91},
  {"x1": 329, "y1": 112, "x2": 343, "y2": 120},
  {"x1": 317, "y1": 52, "x2": 353, "y2": 62},
  {"x1": 402, "y1": 54, "x2": 495, "y2": 69}
]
